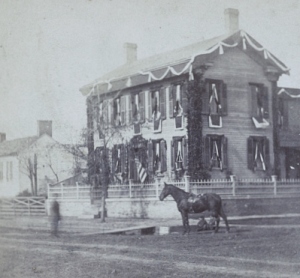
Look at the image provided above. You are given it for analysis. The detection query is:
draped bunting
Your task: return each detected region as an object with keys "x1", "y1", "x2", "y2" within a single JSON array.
[
  {"x1": 278, "y1": 88, "x2": 300, "y2": 98},
  {"x1": 86, "y1": 30, "x2": 289, "y2": 97}
]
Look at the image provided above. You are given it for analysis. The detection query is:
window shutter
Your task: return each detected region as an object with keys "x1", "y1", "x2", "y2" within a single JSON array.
[
  {"x1": 148, "y1": 91, "x2": 152, "y2": 121},
  {"x1": 111, "y1": 145, "x2": 116, "y2": 176},
  {"x1": 139, "y1": 91, "x2": 145, "y2": 123},
  {"x1": 247, "y1": 137, "x2": 254, "y2": 170},
  {"x1": 182, "y1": 137, "x2": 188, "y2": 170},
  {"x1": 202, "y1": 81, "x2": 210, "y2": 115},
  {"x1": 160, "y1": 88, "x2": 166, "y2": 120},
  {"x1": 264, "y1": 137, "x2": 270, "y2": 171},
  {"x1": 169, "y1": 85, "x2": 175, "y2": 118},
  {"x1": 120, "y1": 144, "x2": 126, "y2": 174},
  {"x1": 221, "y1": 82, "x2": 228, "y2": 116},
  {"x1": 222, "y1": 136, "x2": 228, "y2": 169},
  {"x1": 120, "y1": 96, "x2": 126, "y2": 125},
  {"x1": 160, "y1": 140, "x2": 167, "y2": 173},
  {"x1": 147, "y1": 140, "x2": 153, "y2": 174},
  {"x1": 130, "y1": 94, "x2": 135, "y2": 123},
  {"x1": 204, "y1": 136, "x2": 211, "y2": 168},
  {"x1": 171, "y1": 140, "x2": 175, "y2": 170},
  {"x1": 263, "y1": 86, "x2": 269, "y2": 119},
  {"x1": 181, "y1": 82, "x2": 188, "y2": 115},
  {"x1": 250, "y1": 86, "x2": 258, "y2": 118}
]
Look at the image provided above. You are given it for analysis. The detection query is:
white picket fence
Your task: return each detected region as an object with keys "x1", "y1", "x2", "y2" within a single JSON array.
[{"x1": 48, "y1": 176, "x2": 300, "y2": 200}]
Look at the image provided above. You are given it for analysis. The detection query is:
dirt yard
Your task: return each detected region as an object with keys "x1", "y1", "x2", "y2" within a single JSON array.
[{"x1": 0, "y1": 218, "x2": 300, "y2": 278}]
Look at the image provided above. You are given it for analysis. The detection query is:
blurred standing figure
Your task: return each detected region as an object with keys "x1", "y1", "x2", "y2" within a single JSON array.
[{"x1": 50, "y1": 194, "x2": 61, "y2": 237}]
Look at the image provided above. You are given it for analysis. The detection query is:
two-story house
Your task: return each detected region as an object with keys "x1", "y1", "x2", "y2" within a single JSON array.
[{"x1": 80, "y1": 8, "x2": 290, "y2": 183}]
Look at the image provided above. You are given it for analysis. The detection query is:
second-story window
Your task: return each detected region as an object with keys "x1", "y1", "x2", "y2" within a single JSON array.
[
  {"x1": 149, "y1": 88, "x2": 165, "y2": 133},
  {"x1": 169, "y1": 82, "x2": 188, "y2": 129},
  {"x1": 203, "y1": 79, "x2": 227, "y2": 128},
  {"x1": 250, "y1": 83, "x2": 269, "y2": 128},
  {"x1": 113, "y1": 96, "x2": 126, "y2": 126}
]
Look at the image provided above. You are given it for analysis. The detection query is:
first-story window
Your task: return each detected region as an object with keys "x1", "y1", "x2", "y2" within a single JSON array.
[
  {"x1": 0, "y1": 162, "x2": 3, "y2": 181},
  {"x1": 171, "y1": 137, "x2": 188, "y2": 178},
  {"x1": 204, "y1": 135, "x2": 228, "y2": 170},
  {"x1": 111, "y1": 144, "x2": 127, "y2": 183},
  {"x1": 247, "y1": 136, "x2": 270, "y2": 171}
]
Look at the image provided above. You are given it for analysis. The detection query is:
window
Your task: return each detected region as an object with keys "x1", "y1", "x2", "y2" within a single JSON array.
[
  {"x1": 169, "y1": 83, "x2": 188, "y2": 129},
  {"x1": 171, "y1": 137, "x2": 188, "y2": 178},
  {"x1": 250, "y1": 83, "x2": 269, "y2": 128},
  {"x1": 113, "y1": 96, "x2": 126, "y2": 126},
  {"x1": 0, "y1": 162, "x2": 3, "y2": 181},
  {"x1": 99, "y1": 99, "x2": 110, "y2": 129},
  {"x1": 204, "y1": 135, "x2": 228, "y2": 170},
  {"x1": 148, "y1": 88, "x2": 165, "y2": 132},
  {"x1": 203, "y1": 79, "x2": 227, "y2": 128},
  {"x1": 6, "y1": 161, "x2": 13, "y2": 181},
  {"x1": 131, "y1": 91, "x2": 145, "y2": 135},
  {"x1": 247, "y1": 136, "x2": 270, "y2": 171},
  {"x1": 111, "y1": 144, "x2": 127, "y2": 177},
  {"x1": 148, "y1": 139, "x2": 167, "y2": 174},
  {"x1": 278, "y1": 97, "x2": 288, "y2": 129}
]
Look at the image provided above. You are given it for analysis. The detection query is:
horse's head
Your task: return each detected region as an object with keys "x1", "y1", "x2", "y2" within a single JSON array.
[{"x1": 159, "y1": 182, "x2": 171, "y2": 201}]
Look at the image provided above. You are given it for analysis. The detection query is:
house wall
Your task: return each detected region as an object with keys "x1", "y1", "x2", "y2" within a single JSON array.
[
  {"x1": 0, "y1": 155, "x2": 20, "y2": 197},
  {"x1": 203, "y1": 47, "x2": 274, "y2": 178},
  {"x1": 92, "y1": 47, "x2": 274, "y2": 180}
]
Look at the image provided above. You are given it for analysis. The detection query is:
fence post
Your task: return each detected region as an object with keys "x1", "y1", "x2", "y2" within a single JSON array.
[
  {"x1": 272, "y1": 175, "x2": 277, "y2": 196},
  {"x1": 76, "y1": 182, "x2": 79, "y2": 199},
  {"x1": 230, "y1": 175, "x2": 236, "y2": 196},
  {"x1": 155, "y1": 177, "x2": 161, "y2": 199},
  {"x1": 28, "y1": 198, "x2": 30, "y2": 216},
  {"x1": 184, "y1": 175, "x2": 190, "y2": 192},
  {"x1": 47, "y1": 184, "x2": 50, "y2": 199},
  {"x1": 61, "y1": 183, "x2": 63, "y2": 199},
  {"x1": 129, "y1": 179, "x2": 132, "y2": 198}
]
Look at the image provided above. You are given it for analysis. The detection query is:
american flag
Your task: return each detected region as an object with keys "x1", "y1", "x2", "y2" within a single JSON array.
[{"x1": 137, "y1": 161, "x2": 147, "y2": 183}]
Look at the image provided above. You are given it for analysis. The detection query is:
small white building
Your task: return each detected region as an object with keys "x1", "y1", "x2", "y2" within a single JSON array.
[{"x1": 0, "y1": 121, "x2": 84, "y2": 197}]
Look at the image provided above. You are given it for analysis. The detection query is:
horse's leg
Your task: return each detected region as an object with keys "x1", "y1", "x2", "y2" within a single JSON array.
[
  {"x1": 211, "y1": 211, "x2": 220, "y2": 233},
  {"x1": 185, "y1": 211, "x2": 191, "y2": 234},
  {"x1": 219, "y1": 206, "x2": 230, "y2": 233},
  {"x1": 180, "y1": 211, "x2": 187, "y2": 235}
]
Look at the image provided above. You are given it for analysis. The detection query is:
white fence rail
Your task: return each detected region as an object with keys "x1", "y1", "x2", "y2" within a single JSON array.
[{"x1": 48, "y1": 176, "x2": 300, "y2": 200}]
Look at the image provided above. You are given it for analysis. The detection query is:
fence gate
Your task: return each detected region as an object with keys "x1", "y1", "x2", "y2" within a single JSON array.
[{"x1": 0, "y1": 197, "x2": 46, "y2": 216}]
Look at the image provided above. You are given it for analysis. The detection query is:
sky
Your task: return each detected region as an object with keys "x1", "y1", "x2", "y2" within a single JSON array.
[{"x1": 0, "y1": 0, "x2": 300, "y2": 144}]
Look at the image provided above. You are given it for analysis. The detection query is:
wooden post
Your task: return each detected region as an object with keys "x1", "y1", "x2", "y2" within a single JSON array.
[
  {"x1": 155, "y1": 177, "x2": 160, "y2": 199},
  {"x1": 28, "y1": 198, "x2": 30, "y2": 216},
  {"x1": 129, "y1": 179, "x2": 132, "y2": 198},
  {"x1": 230, "y1": 175, "x2": 236, "y2": 196},
  {"x1": 272, "y1": 175, "x2": 277, "y2": 196},
  {"x1": 76, "y1": 182, "x2": 79, "y2": 199},
  {"x1": 184, "y1": 175, "x2": 190, "y2": 192},
  {"x1": 61, "y1": 183, "x2": 63, "y2": 199}
]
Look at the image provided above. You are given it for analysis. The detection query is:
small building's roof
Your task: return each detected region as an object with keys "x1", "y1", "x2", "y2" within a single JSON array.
[
  {"x1": 0, "y1": 136, "x2": 38, "y2": 157},
  {"x1": 80, "y1": 29, "x2": 290, "y2": 97}
]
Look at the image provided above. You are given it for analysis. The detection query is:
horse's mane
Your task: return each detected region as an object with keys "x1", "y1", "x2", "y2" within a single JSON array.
[{"x1": 166, "y1": 183, "x2": 189, "y2": 194}]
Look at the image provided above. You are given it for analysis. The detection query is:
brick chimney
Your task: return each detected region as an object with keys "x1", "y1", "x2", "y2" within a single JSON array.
[
  {"x1": 124, "y1": 42, "x2": 137, "y2": 64},
  {"x1": 0, "y1": 133, "x2": 6, "y2": 143},
  {"x1": 38, "y1": 120, "x2": 52, "y2": 137},
  {"x1": 224, "y1": 8, "x2": 239, "y2": 33}
]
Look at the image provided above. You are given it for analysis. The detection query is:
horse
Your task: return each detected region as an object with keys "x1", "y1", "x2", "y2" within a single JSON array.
[{"x1": 159, "y1": 182, "x2": 230, "y2": 235}]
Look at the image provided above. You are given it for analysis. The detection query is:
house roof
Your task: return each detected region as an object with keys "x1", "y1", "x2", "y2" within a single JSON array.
[
  {"x1": 0, "y1": 136, "x2": 38, "y2": 157},
  {"x1": 80, "y1": 29, "x2": 290, "y2": 97},
  {"x1": 278, "y1": 87, "x2": 300, "y2": 99}
]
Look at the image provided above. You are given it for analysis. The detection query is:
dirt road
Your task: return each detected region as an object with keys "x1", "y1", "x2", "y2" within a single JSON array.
[{"x1": 0, "y1": 222, "x2": 300, "y2": 278}]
